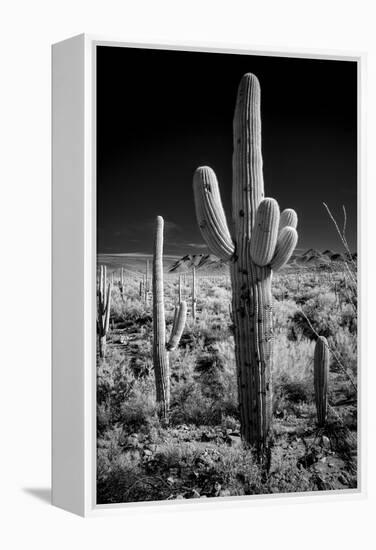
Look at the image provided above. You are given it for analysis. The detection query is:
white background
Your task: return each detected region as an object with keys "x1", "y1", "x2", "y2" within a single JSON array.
[{"x1": 1, "y1": 1, "x2": 375, "y2": 548}]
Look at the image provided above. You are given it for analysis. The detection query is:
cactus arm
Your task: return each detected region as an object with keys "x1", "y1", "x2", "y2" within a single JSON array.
[
  {"x1": 314, "y1": 336, "x2": 329, "y2": 426},
  {"x1": 167, "y1": 301, "x2": 187, "y2": 351},
  {"x1": 249, "y1": 198, "x2": 280, "y2": 266},
  {"x1": 279, "y1": 208, "x2": 298, "y2": 231},
  {"x1": 170, "y1": 304, "x2": 179, "y2": 334},
  {"x1": 193, "y1": 166, "x2": 234, "y2": 261},
  {"x1": 271, "y1": 226, "x2": 298, "y2": 271}
]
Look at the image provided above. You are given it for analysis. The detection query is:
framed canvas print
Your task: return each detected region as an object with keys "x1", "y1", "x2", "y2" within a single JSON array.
[{"x1": 52, "y1": 34, "x2": 363, "y2": 516}]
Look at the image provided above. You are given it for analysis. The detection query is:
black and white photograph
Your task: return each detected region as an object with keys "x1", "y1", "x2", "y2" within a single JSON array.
[{"x1": 96, "y1": 45, "x2": 358, "y2": 505}]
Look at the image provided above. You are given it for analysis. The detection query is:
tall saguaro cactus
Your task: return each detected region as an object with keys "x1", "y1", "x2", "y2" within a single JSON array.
[
  {"x1": 97, "y1": 265, "x2": 112, "y2": 358},
  {"x1": 193, "y1": 74, "x2": 298, "y2": 450},
  {"x1": 314, "y1": 336, "x2": 329, "y2": 427},
  {"x1": 153, "y1": 216, "x2": 187, "y2": 421}
]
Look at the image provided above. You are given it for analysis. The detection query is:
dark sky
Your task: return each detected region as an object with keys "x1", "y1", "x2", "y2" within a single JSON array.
[{"x1": 97, "y1": 46, "x2": 357, "y2": 256}]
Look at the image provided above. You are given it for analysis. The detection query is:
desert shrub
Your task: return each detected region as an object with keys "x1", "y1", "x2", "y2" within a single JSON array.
[
  {"x1": 328, "y1": 327, "x2": 357, "y2": 380},
  {"x1": 97, "y1": 354, "x2": 136, "y2": 410},
  {"x1": 197, "y1": 286, "x2": 231, "y2": 317},
  {"x1": 120, "y1": 386, "x2": 158, "y2": 433},
  {"x1": 273, "y1": 298, "x2": 299, "y2": 341},
  {"x1": 110, "y1": 282, "x2": 152, "y2": 326},
  {"x1": 138, "y1": 439, "x2": 263, "y2": 498},
  {"x1": 169, "y1": 338, "x2": 238, "y2": 425},
  {"x1": 97, "y1": 451, "x2": 168, "y2": 504},
  {"x1": 97, "y1": 349, "x2": 156, "y2": 433},
  {"x1": 170, "y1": 383, "x2": 222, "y2": 425},
  {"x1": 293, "y1": 291, "x2": 355, "y2": 340},
  {"x1": 97, "y1": 400, "x2": 112, "y2": 432},
  {"x1": 273, "y1": 333, "x2": 315, "y2": 407}
]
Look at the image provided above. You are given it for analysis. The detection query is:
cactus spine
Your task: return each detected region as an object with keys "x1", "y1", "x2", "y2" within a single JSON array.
[
  {"x1": 193, "y1": 74, "x2": 298, "y2": 451},
  {"x1": 314, "y1": 336, "x2": 329, "y2": 427},
  {"x1": 153, "y1": 216, "x2": 187, "y2": 422},
  {"x1": 97, "y1": 265, "x2": 112, "y2": 358}
]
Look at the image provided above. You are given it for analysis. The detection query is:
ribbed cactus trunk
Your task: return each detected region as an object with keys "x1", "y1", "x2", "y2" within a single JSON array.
[
  {"x1": 153, "y1": 216, "x2": 187, "y2": 423},
  {"x1": 314, "y1": 336, "x2": 329, "y2": 427},
  {"x1": 153, "y1": 217, "x2": 170, "y2": 420},
  {"x1": 230, "y1": 75, "x2": 273, "y2": 448},
  {"x1": 193, "y1": 74, "x2": 298, "y2": 452}
]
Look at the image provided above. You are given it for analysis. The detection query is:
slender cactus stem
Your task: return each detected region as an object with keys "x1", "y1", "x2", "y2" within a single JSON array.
[{"x1": 153, "y1": 217, "x2": 187, "y2": 422}]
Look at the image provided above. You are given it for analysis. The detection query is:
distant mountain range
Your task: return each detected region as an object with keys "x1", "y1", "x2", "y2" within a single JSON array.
[
  {"x1": 97, "y1": 249, "x2": 357, "y2": 275},
  {"x1": 168, "y1": 249, "x2": 357, "y2": 273},
  {"x1": 168, "y1": 254, "x2": 228, "y2": 273},
  {"x1": 291, "y1": 248, "x2": 357, "y2": 266}
]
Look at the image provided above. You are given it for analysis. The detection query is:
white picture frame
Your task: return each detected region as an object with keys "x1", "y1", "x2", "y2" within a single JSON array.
[{"x1": 52, "y1": 34, "x2": 365, "y2": 517}]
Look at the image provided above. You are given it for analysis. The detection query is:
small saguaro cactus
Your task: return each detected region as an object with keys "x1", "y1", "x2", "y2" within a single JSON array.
[
  {"x1": 192, "y1": 266, "x2": 197, "y2": 320},
  {"x1": 97, "y1": 265, "x2": 112, "y2": 358},
  {"x1": 144, "y1": 259, "x2": 150, "y2": 304},
  {"x1": 193, "y1": 73, "x2": 298, "y2": 451},
  {"x1": 153, "y1": 216, "x2": 187, "y2": 422},
  {"x1": 314, "y1": 336, "x2": 329, "y2": 427},
  {"x1": 119, "y1": 267, "x2": 125, "y2": 299}
]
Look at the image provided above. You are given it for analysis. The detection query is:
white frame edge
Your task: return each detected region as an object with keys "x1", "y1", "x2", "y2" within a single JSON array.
[{"x1": 51, "y1": 33, "x2": 366, "y2": 517}]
